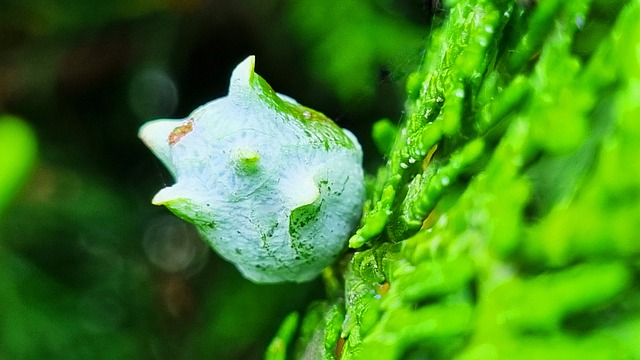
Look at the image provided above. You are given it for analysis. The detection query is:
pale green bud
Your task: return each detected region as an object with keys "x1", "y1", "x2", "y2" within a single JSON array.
[{"x1": 139, "y1": 56, "x2": 364, "y2": 283}]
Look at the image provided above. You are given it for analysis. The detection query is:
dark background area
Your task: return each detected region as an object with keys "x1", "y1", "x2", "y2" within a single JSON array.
[{"x1": 0, "y1": 0, "x2": 430, "y2": 358}]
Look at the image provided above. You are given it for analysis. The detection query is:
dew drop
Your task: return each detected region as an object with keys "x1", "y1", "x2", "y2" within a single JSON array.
[
  {"x1": 440, "y1": 176, "x2": 450, "y2": 186},
  {"x1": 512, "y1": 155, "x2": 524, "y2": 167}
]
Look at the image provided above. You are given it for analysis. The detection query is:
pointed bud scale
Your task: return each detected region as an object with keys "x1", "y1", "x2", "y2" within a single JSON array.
[{"x1": 139, "y1": 56, "x2": 365, "y2": 283}]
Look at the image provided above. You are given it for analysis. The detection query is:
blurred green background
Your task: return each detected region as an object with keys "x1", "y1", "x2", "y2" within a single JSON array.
[{"x1": 0, "y1": 0, "x2": 429, "y2": 358}]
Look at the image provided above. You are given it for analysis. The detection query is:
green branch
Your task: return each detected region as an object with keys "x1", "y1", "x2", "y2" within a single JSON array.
[{"x1": 271, "y1": 0, "x2": 640, "y2": 358}]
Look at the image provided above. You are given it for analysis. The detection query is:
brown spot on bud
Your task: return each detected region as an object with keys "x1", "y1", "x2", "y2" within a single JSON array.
[
  {"x1": 168, "y1": 119, "x2": 194, "y2": 145},
  {"x1": 377, "y1": 281, "x2": 390, "y2": 295}
]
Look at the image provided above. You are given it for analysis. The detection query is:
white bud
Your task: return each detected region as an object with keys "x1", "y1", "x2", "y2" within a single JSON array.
[{"x1": 139, "y1": 56, "x2": 365, "y2": 283}]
